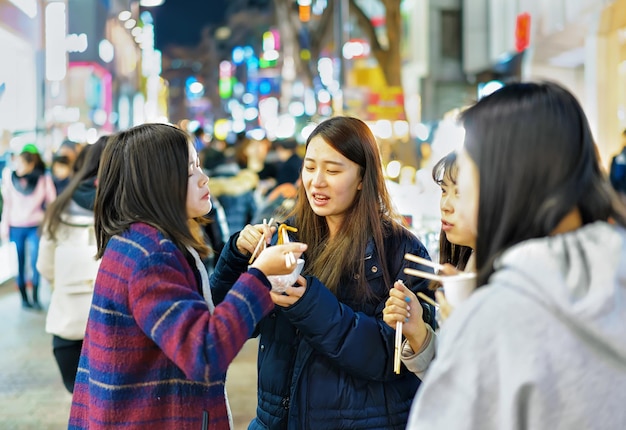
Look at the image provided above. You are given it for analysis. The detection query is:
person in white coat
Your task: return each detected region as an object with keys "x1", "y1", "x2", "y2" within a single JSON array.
[
  {"x1": 407, "y1": 81, "x2": 626, "y2": 430},
  {"x1": 37, "y1": 136, "x2": 107, "y2": 393}
]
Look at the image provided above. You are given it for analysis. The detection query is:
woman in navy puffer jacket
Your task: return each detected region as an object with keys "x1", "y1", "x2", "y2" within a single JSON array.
[{"x1": 211, "y1": 117, "x2": 435, "y2": 429}]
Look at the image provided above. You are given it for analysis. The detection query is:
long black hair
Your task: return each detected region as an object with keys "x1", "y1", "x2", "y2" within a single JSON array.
[
  {"x1": 94, "y1": 123, "x2": 209, "y2": 259},
  {"x1": 431, "y1": 151, "x2": 473, "y2": 272},
  {"x1": 460, "y1": 81, "x2": 626, "y2": 287}
]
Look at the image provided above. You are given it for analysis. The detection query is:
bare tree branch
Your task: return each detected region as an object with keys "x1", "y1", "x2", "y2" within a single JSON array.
[{"x1": 310, "y1": 0, "x2": 334, "y2": 59}]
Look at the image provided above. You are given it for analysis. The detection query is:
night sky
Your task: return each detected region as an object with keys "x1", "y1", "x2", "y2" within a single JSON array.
[{"x1": 153, "y1": 0, "x2": 228, "y2": 50}]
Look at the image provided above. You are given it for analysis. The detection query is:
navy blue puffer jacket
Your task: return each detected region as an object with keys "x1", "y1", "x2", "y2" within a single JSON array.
[{"x1": 211, "y1": 225, "x2": 434, "y2": 430}]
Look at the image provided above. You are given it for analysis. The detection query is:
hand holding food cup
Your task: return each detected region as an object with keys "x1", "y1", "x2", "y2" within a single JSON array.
[
  {"x1": 270, "y1": 274, "x2": 307, "y2": 307},
  {"x1": 250, "y1": 242, "x2": 307, "y2": 278}
]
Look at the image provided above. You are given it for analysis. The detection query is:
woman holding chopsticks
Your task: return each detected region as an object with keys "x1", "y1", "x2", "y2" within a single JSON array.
[
  {"x1": 382, "y1": 151, "x2": 475, "y2": 378},
  {"x1": 407, "y1": 82, "x2": 626, "y2": 429},
  {"x1": 210, "y1": 116, "x2": 436, "y2": 429},
  {"x1": 68, "y1": 124, "x2": 307, "y2": 430}
]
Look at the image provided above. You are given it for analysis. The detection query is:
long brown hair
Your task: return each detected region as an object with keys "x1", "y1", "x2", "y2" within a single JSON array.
[
  {"x1": 41, "y1": 135, "x2": 108, "y2": 240},
  {"x1": 292, "y1": 116, "x2": 404, "y2": 302},
  {"x1": 94, "y1": 123, "x2": 209, "y2": 259}
]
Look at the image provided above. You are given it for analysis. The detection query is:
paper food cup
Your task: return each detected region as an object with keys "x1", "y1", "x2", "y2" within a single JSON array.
[
  {"x1": 266, "y1": 258, "x2": 305, "y2": 293},
  {"x1": 442, "y1": 272, "x2": 476, "y2": 308}
]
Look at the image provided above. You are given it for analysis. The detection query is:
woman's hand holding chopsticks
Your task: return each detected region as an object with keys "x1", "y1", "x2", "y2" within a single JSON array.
[
  {"x1": 237, "y1": 219, "x2": 275, "y2": 263},
  {"x1": 383, "y1": 280, "x2": 429, "y2": 373},
  {"x1": 250, "y1": 242, "x2": 307, "y2": 276}
]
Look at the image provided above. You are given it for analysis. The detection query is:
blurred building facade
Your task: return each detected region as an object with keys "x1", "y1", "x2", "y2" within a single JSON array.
[
  {"x1": 3, "y1": 0, "x2": 626, "y2": 166},
  {"x1": 0, "y1": 0, "x2": 162, "y2": 157},
  {"x1": 0, "y1": 0, "x2": 44, "y2": 153},
  {"x1": 462, "y1": 0, "x2": 624, "y2": 167}
]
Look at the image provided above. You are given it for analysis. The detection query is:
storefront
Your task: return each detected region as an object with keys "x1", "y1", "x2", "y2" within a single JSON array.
[
  {"x1": 592, "y1": 0, "x2": 626, "y2": 166},
  {"x1": 0, "y1": 0, "x2": 42, "y2": 153}
]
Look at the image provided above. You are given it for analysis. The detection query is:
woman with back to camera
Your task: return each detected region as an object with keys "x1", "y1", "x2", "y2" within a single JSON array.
[
  {"x1": 211, "y1": 116, "x2": 436, "y2": 429},
  {"x1": 68, "y1": 123, "x2": 306, "y2": 430},
  {"x1": 407, "y1": 81, "x2": 626, "y2": 429},
  {"x1": 37, "y1": 136, "x2": 108, "y2": 393},
  {"x1": 383, "y1": 151, "x2": 475, "y2": 377}
]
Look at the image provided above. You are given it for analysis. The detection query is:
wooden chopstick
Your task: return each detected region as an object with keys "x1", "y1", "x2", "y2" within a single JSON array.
[
  {"x1": 416, "y1": 292, "x2": 439, "y2": 309},
  {"x1": 394, "y1": 320, "x2": 402, "y2": 374},
  {"x1": 404, "y1": 253, "x2": 445, "y2": 271},
  {"x1": 248, "y1": 232, "x2": 266, "y2": 264},
  {"x1": 403, "y1": 267, "x2": 444, "y2": 283},
  {"x1": 248, "y1": 218, "x2": 274, "y2": 264}
]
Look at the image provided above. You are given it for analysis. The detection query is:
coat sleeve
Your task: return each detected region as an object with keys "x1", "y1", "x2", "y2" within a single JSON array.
[
  {"x1": 1, "y1": 168, "x2": 11, "y2": 239},
  {"x1": 129, "y1": 251, "x2": 273, "y2": 382},
  {"x1": 386, "y1": 231, "x2": 437, "y2": 327},
  {"x1": 406, "y1": 318, "x2": 491, "y2": 430},
  {"x1": 282, "y1": 276, "x2": 410, "y2": 382},
  {"x1": 281, "y1": 230, "x2": 435, "y2": 382},
  {"x1": 407, "y1": 286, "x2": 527, "y2": 430},
  {"x1": 43, "y1": 173, "x2": 56, "y2": 207},
  {"x1": 209, "y1": 232, "x2": 250, "y2": 305},
  {"x1": 36, "y1": 230, "x2": 56, "y2": 284}
]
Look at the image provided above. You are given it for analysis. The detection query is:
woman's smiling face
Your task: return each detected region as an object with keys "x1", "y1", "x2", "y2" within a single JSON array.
[{"x1": 301, "y1": 135, "x2": 362, "y2": 235}]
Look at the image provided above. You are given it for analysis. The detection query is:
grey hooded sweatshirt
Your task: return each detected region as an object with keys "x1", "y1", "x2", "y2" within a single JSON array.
[{"x1": 407, "y1": 221, "x2": 626, "y2": 430}]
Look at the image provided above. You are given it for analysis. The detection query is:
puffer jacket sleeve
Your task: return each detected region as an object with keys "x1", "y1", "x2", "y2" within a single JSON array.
[
  {"x1": 281, "y1": 229, "x2": 434, "y2": 382},
  {"x1": 282, "y1": 276, "x2": 408, "y2": 382},
  {"x1": 209, "y1": 231, "x2": 250, "y2": 305}
]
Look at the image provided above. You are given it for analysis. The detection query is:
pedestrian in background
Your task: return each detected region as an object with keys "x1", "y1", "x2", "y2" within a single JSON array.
[
  {"x1": 37, "y1": 136, "x2": 108, "y2": 393},
  {"x1": 210, "y1": 136, "x2": 258, "y2": 235},
  {"x1": 408, "y1": 81, "x2": 626, "y2": 429},
  {"x1": 0, "y1": 143, "x2": 56, "y2": 309},
  {"x1": 68, "y1": 123, "x2": 306, "y2": 430},
  {"x1": 211, "y1": 116, "x2": 435, "y2": 429},
  {"x1": 609, "y1": 128, "x2": 626, "y2": 199},
  {"x1": 258, "y1": 137, "x2": 303, "y2": 191},
  {"x1": 50, "y1": 154, "x2": 73, "y2": 195}
]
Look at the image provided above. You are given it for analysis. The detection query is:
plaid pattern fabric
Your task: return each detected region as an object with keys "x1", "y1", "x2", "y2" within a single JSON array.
[{"x1": 69, "y1": 223, "x2": 273, "y2": 429}]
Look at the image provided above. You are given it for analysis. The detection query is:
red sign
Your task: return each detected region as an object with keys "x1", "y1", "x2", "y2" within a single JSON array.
[{"x1": 515, "y1": 13, "x2": 531, "y2": 53}]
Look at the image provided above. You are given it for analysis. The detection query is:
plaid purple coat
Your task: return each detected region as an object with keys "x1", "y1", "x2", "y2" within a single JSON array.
[{"x1": 69, "y1": 223, "x2": 273, "y2": 429}]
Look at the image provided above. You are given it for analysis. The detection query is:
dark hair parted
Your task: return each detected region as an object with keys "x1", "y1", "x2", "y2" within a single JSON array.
[
  {"x1": 20, "y1": 151, "x2": 46, "y2": 173},
  {"x1": 42, "y1": 135, "x2": 109, "y2": 240},
  {"x1": 94, "y1": 123, "x2": 209, "y2": 259},
  {"x1": 431, "y1": 152, "x2": 472, "y2": 273},
  {"x1": 460, "y1": 81, "x2": 626, "y2": 287},
  {"x1": 292, "y1": 116, "x2": 404, "y2": 302}
]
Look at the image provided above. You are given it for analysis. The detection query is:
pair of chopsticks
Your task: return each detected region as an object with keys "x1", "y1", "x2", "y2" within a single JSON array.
[
  {"x1": 404, "y1": 253, "x2": 445, "y2": 271},
  {"x1": 248, "y1": 218, "x2": 274, "y2": 264},
  {"x1": 403, "y1": 253, "x2": 445, "y2": 283},
  {"x1": 394, "y1": 254, "x2": 443, "y2": 374}
]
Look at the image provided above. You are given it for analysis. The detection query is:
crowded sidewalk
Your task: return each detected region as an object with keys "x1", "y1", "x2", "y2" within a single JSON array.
[{"x1": 0, "y1": 278, "x2": 259, "y2": 429}]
